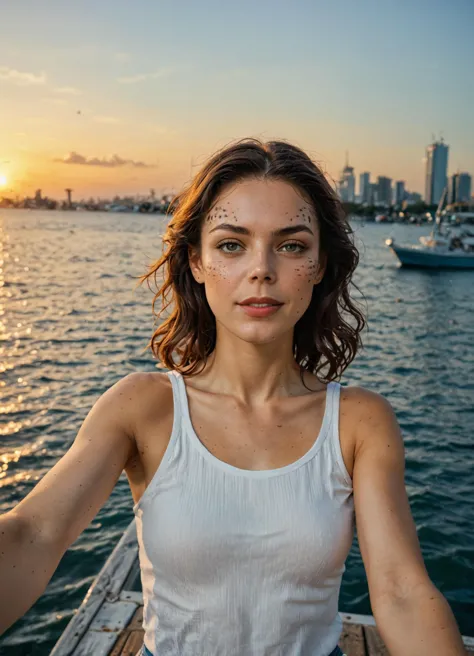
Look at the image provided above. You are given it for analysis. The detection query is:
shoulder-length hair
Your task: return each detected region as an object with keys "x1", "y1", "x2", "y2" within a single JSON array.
[{"x1": 138, "y1": 137, "x2": 366, "y2": 383}]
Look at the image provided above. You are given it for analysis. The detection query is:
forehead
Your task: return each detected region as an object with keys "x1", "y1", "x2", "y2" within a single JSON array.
[{"x1": 205, "y1": 178, "x2": 317, "y2": 229}]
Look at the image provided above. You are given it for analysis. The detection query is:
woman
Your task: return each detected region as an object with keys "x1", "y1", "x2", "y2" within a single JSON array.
[{"x1": 0, "y1": 139, "x2": 467, "y2": 656}]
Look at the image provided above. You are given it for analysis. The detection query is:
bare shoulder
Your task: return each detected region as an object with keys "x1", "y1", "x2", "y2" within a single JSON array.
[
  {"x1": 102, "y1": 371, "x2": 174, "y2": 464},
  {"x1": 340, "y1": 384, "x2": 402, "y2": 457},
  {"x1": 337, "y1": 385, "x2": 401, "y2": 479},
  {"x1": 135, "y1": 370, "x2": 174, "y2": 419},
  {"x1": 115, "y1": 371, "x2": 172, "y2": 422},
  {"x1": 339, "y1": 384, "x2": 395, "y2": 419}
]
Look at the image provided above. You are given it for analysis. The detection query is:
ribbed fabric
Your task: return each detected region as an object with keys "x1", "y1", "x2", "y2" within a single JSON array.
[{"x1": 133, "y1": 370, "x2": 354, "y2": 656}]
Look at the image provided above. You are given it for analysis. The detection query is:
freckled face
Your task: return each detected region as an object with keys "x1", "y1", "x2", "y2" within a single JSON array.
[{"x1": 189, "y1": 178, "x2": 326, "y2": 344}]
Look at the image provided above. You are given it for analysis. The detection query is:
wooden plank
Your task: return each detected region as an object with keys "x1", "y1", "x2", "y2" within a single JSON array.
[
  {"x1": 108, "y1": 631, "x2": 131, "y2": 656},
  {"x1": 122, "y1": 556, "x2": 142, "y2": 591},
  {"x1": 121, "y1": 631, "x2": 146, "y2": 655},
  {"x1": 72, "y1": 631, "x2": 119, "y2": 656},
  {"x1": 50, "y1": 519, "x2": 139, "y2": 656},
  {"x1": 340, "y1": 622, "x2": 367, "y2": 656},
  {"x1": 364, "y1": 625, "x2": 389, "y2": 655},
  {"x1": 89, "y1": 600, "x2": 138, "y2": 632},
  {"x1": 340, "y1": 612, "x2": 376, "y2": 626},
  {"x1": 119, "y1": 590, "x2": 143, "y2": 606},
  {"x1": 124, "y1": 605, "x2": 144, "y2": 632},
  {"x1": 107, "y1": 606, "x2": 144, "y2": 656}
]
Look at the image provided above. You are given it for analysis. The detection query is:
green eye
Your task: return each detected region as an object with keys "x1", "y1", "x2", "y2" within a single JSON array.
[
  {"x1": 216, "y1": 240, "x2": 307, "y2": 254},
  {"x1": 281, "y1": 242, "x2": 306, "y2": 253},
  {"x1": 217, "y1": 241, "x2": 242, "y2": 253}
]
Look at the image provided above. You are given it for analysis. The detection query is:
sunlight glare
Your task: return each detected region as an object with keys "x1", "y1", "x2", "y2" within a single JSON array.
[{"x1": 0, "y1": 174, "x2": 7, "y2": 187}]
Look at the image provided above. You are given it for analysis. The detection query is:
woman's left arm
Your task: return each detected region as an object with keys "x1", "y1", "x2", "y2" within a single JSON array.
[{"x1": 349, "y1": 388, "x2": 468, "y2": 656}]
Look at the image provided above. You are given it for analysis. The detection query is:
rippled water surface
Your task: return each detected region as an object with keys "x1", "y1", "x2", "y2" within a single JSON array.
[{"x1": 1, "y1": 210, "x2": 473, "y2": 654}]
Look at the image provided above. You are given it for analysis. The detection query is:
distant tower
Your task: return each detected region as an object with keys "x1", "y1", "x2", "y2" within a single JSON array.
[
  {"x1": 424, "y1": 138, "x2": 449, "y2": 205},
  {"x1": 377, "y1": 176, "x2": 393, "y2": 207},
  {"x1": 359, "y1": 172, "x2": 370, "y2": 204},
  {"x1": 448, "y1": 174, "x2": 458, "y2": 204},
  {"x1": 65, "y1": 188, "x2": 73, "y2": 208},
  {"x1": 394, "y1": 181, "x2": 406, "y2": 206},
  {"x1": 338, "y1": 153, "x2": 355, "y2": 202},
  {"x1": 456, "y1": 173, "x2": 472, "y2": 203}
]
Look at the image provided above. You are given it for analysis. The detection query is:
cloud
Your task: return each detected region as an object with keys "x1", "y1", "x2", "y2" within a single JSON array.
[
  {"x1": 93, "y1": 115, "x2": 122, "y2": 125},
  {"x1": 55, "y1": 86, "x2": 82, "y2": 95},
  {"x1": 117, "y1": 67, "x2": 174, "y2": 84},
  {"x1": 55, "y1": 152, "x2": 153, "y2": 168},
  {"x1": 0, "y1": 66, "x2": 47, "y2": 86}
]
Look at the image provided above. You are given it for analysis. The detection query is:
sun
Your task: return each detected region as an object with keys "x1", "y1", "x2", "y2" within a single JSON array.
[{"x1": 0, "y1": 174, "x2": 7, "y2": 187}]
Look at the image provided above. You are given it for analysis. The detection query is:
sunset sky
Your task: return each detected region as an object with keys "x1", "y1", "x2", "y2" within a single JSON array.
[{"x1": 1, "y1": 0, "x2": 473, "y2": 201}]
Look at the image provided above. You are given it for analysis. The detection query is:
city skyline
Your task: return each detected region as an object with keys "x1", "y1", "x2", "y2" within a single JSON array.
[
  {"x1": 1, "y1": 0, "x2": 473, "y2": 199},
  {"x1": 336, "y1": 138, "x2": 472, "y2": 207}
]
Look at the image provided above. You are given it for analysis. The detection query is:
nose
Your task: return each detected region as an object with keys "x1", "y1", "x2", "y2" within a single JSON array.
[{"x1": 248, "y1": 248, "x2": 277, "y2": 284}]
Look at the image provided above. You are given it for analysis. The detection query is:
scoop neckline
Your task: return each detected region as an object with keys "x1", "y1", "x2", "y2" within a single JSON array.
[{"x1": 171, "y1": 371, "x2": 334, "y2": 479}]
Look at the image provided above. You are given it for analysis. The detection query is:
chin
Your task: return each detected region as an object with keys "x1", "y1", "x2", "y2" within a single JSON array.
[{"x1": 233, "y1": 323, "x2": 291, "y2": 345}]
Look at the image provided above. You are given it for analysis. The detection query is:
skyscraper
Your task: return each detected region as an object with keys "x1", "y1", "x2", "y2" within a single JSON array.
[
  {"x1": 377, "y1": 176, "x2": 392, "y2": 206},
  {"x1": 368, "y1": 183, "x2": 378, "y2": 205},
  {"x1": 448, "y1": 174, "x2": 458, "y2": 204},
  {"x1": 338, "y1": 153, "x2": 355, "y2": 203},
  {"x1": 394, "y1": 181, "x2": 406, "y2": 206},
  {"x1": 424, "y1": 139, "x2": 449, "y2": 205},
  {"x1": 448, "y1": 173, "x2": 471, "y2": 204},
  {"x1": 456, "y1": 173, "x2": 472, "y2": 203},
  {"x1": 359, "y1": 172, "x2": 370, "y2": 204}
]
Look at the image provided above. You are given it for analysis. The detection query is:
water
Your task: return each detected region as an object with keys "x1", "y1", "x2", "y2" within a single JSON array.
[{"x1": 0, "y1": 210, "x2": 473, "y2": 654}]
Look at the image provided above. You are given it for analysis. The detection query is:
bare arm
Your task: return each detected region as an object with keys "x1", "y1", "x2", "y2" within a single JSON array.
[
  {"x1": 350, "y1": 387, "x2": 467, "y2": 656},
  {"x1": 0, "y1": 372, "x2": 144, "y2": 635}
]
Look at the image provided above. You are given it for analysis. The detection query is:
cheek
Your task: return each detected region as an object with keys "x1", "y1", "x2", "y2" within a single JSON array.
[
  {"x1": 290, "y1": 258, "x2": 320, "y2": 287},
  {"x1": 202, "y1": 254, "x2": 234, "y2": 285},
  {"x1": 303, "y1": 257, "x2": 320, "y2": 284},
  {"x1": 286, "y1": 259, "x2": 319, "y2": 316}
]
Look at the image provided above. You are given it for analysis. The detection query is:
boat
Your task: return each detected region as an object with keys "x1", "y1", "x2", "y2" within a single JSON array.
[
  {"x1": 385, "y1": 189, "x2": 474, "y2": 269},
  {"x1": 49, "y1": 517, "x2": 474, "y2": 655}
]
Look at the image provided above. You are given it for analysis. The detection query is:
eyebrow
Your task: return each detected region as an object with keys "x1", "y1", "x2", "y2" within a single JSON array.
[{"x1": 208, "y1": 223, "x2": 314, "y2": 237}]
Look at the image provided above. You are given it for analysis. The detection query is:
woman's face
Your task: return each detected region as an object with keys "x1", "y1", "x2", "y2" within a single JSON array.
[{"x1": 189, "y1": 177, "x2": 326, "y2": 345}]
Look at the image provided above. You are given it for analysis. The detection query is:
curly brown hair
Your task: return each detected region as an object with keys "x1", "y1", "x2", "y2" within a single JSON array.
[{"x1": 137, "y1": 137, "x2": 366, "y2": 384}]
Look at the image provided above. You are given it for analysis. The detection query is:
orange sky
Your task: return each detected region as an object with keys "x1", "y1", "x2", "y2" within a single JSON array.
[{"x1": 1, "y1": 2, "x2": 473, "y2": 201}]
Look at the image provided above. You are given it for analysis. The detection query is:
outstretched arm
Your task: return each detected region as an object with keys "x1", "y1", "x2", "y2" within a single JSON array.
[
  {"x1": 0, "y1": 372, "x2": 143, "y2": 635},
  {"x1": 349, "y1": 388, "x2": 467, "y2": 656}
]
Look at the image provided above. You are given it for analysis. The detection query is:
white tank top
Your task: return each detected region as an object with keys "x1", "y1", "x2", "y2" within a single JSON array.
[{"x1": 133, "y1": 370, "x2": 354, "y2": 656}]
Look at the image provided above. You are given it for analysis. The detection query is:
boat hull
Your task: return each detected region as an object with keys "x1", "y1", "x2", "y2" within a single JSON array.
[{"x1": 389, "y1": 245, "x2": 474, "y2": 269}]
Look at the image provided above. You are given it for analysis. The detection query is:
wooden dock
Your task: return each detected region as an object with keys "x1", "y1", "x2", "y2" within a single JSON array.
[{"x1": 50, "y1": 519, "x2": 474, "y2": 656}]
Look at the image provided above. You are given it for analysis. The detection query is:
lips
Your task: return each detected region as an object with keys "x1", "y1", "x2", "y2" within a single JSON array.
[{"x1": 238, "y1": 297, "x2": 283, "y2": 306}]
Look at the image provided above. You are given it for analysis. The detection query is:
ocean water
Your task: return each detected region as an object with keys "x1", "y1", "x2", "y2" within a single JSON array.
[{"x1": 0, "y1": 209, "x2": 473, "y2": 654}]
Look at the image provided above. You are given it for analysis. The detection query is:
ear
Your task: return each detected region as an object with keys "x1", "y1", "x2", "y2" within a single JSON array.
[
  {"x1": 188, "y1": 245, "x2": 205, "y2": 284},
  {"x1": 314, "y1": 251, "x2": 327, "y2": 285}
]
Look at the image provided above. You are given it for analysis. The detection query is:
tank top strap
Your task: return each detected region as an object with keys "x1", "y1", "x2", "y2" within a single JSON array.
[
  {"x1": 167, "y1": 369, "x2": 191, "y2": 438},
  {"x1": 327, "y1": 380, "x2": 340, "y2": 420},
  {"x1": 167, "y1": 369, "x2": 188, "y2": 427},
  {"x1": 325, "y1": 381, "x2": 352, "y2": 488}
]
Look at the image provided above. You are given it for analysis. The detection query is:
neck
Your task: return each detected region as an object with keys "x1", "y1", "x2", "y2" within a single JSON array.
[{"x1": 192, "y1": 326, "x2": 306, "y2": 406}]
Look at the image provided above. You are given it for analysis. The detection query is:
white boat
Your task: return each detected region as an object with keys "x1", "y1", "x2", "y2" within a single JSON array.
[{"x1": 386, "y1": 190, "x2": 474, "y2": 269}]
